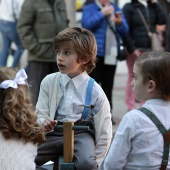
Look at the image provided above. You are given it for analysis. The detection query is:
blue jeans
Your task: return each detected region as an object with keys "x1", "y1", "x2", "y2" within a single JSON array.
[{"x1": 0, "y1": 20, "x2": 23, "y2": 67}]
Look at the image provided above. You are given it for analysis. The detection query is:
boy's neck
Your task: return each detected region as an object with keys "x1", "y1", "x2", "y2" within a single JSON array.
[
  {"x1": 147, "y1": 92, "x2": 163, "y2": 100},
  {"x1": 67, "y1": 71, "x2": 85, "y2": 79}
]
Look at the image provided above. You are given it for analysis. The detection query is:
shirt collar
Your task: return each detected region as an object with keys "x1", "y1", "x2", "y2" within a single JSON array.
[
  {"x1": 145, "y1": 99, "x2": 170, "y2": 106},
  {"x1": 61, "y1": 72, "x2": 89, "y2": 89},
  {"x1": 61, "y1": 74, "x2": 71, "y2": 87}
]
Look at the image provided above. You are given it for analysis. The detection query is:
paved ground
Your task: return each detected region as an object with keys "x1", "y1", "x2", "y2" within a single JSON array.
[{"x1": 112, "y1": 61, "x2": 128, "y2": 133}]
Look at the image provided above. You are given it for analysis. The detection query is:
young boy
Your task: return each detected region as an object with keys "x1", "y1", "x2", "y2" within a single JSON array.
[
  {"x1": 35, "y1": 27, "x2": 112, "y2": 170},
  {"x1": 102, "y1": 51, "x2": 170, "y2": 170}
]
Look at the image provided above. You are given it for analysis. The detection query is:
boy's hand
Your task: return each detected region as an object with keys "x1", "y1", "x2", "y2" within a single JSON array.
[{"x1": 42, "y1": 118, "x2": 57, "y2": 132}]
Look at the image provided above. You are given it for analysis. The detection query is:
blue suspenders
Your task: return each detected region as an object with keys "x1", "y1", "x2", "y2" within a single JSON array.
[{"x1": 82, "y1": 77, "x2": 94, "y2": 120}]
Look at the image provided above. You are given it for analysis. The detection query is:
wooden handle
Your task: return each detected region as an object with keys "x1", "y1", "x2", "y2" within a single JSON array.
[{"x1": 63, "y1": 121, "x2": 74, "y2": 163}]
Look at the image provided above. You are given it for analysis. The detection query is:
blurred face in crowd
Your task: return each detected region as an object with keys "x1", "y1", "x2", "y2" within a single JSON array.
[{"x1": 98, "y1": 0, "x2": 110, "y2": 6}]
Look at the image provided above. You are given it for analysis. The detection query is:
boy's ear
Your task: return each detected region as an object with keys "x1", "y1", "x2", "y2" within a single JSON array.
[
  {"x1": 147, "y1": 80, "x2": 156, "y2": 93},
  {"x1": 82, "y1": 57, "x2": 90, "y2": 64}
]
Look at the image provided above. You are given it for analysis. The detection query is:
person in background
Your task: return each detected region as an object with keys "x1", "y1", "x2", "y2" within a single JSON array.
[
  {"x1": 81, "y1": 0, "x2": 129, "y2": 123},
  {"x1": 122, "y1": 0, "x2": 167, "y2": 111},
  {"x1": 0, "y1": 67, "x2": 45, "y2": 170},
  {"x1": 166, "y1": 30, "x2": 170, "y2": 53},
  {"x1": 158, "y1": 0, "x2": 170, "y2": 51},
  {"x1": 0, "y1": 0, "x2": 24, "y2": 67},
  {"x1": 102, "y1": 51, "x2": 170, "y2": 170},
  {"x1": 164, "y1": 0, "x2": 170, "y2": 52},
  {"x1": 35, "y1": 27, "x2": 112, "y2": 170},
  {"x1": 17, "y1": 0, "x2": 68, "y2": 106}
]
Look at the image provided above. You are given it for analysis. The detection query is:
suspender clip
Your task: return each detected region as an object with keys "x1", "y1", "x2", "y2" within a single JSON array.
[{"x1": 84, "y1": 105, "x2": 91, "y2": 108}]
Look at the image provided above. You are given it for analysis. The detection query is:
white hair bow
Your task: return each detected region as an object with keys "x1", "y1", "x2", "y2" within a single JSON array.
[{"x1": 0, "y1": 69, "x2": 27, "y2": 89}]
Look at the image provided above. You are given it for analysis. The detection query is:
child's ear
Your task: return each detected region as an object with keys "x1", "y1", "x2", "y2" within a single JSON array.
[
  {"x1": 82, "y1": 57, "x2": 89, "y2": 64},
  {"x1": 148, "y1": 80, "x2": 156, "y2": 93}
]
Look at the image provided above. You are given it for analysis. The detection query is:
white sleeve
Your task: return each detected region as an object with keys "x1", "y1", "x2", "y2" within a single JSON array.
[
  {"x1": 36, "y1": 76, "x2": 50, "y2": 125},
  {"x1": 94, "y1": 94, "x2": 112, "y2": 167},
  {"x1": 102, "y1": 112, "x2": 137, "y2": 170}
]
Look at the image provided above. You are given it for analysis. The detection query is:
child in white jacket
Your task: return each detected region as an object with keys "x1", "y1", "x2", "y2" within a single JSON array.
[{"x1": 35, "y1": 27, "x2": 112, "y2": 170}]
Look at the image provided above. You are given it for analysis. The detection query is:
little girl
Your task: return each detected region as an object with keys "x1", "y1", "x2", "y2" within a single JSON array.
[
  {"x1": 0, "y1": 67, "x2": 45, "y2": 170},
  {"x1": 102, "y1": 51, "x2": 170, "y2": 170}
]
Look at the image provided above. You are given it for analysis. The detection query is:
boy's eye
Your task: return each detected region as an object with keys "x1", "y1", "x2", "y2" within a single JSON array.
[
  {"x1": 55, "y1": 51, "x2": 60, "y2": 55},
  {"x1": 65, "y1": 51, "x2": 71, "y2": 55},
  {"x1": 55, "y1": 50, "x2": 71, "y2": 56}
]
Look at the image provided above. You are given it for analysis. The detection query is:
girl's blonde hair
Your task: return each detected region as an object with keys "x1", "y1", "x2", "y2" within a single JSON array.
[
  {"x1": 135, "y1": 51, "x2": 170, "y2": 101},
  {"x1": 53, "y1": 27, "x2": 97, "y2": 74},
  {"x1": 0, "y1": 67, "x2": 45, "y2": 143}
]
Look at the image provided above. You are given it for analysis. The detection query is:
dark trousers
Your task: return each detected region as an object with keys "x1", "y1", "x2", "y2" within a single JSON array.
[
  {"x1": 28, "y1": 61, "x2": 58, "y2": 106},
  {"x1": 89, "y1": 57, "x2": 116, "y2": 109},
  {"x1": 35, "y1": 132, "x2": 99, "y2": 170}
]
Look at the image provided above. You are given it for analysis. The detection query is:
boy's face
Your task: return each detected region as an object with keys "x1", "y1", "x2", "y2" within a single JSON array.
[
  {"x1": 55, "y1": 42, "x2": 85, "y2": 78},
  {"x1": 131, "y1": 63, "x2": 149, "y2": 101}
]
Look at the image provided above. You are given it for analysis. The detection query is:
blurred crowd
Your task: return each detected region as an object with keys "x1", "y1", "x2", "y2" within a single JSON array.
[{"x1": 0, "y1": 0, "x2": 170, "y2": 109}]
